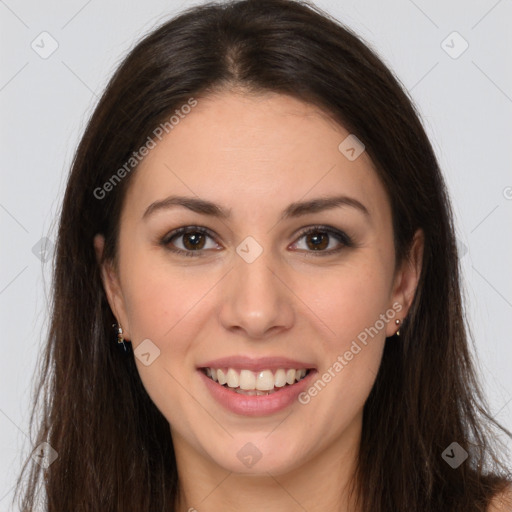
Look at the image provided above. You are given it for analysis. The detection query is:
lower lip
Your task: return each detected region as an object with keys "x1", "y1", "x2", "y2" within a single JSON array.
[{"x1": 198, "y1": 369, "x2": 317, "y2": 416}]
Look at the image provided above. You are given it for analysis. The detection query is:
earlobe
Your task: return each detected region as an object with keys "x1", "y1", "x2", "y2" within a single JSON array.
[
  {"x1": 387, "y1": 229, "x2": 424, "y2": 337},
  {"x1": 93, "y1": 234, "x2": 132, "y2": 341}
]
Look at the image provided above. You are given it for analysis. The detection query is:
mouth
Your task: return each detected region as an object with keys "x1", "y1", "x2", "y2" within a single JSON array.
[{"x1": 200, "y1": 367, "x2": 313, "y2": 396}]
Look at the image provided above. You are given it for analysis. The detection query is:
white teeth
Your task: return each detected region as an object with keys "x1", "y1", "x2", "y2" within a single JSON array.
[
  {"x1": 239, "y1": 369, "x2": 256, "y2": 390},
  {"x1": 235, "y1": 389, "x2": 277, "y2": 396},
  {"x1": 274, "y1": 369, "x2": 287, "y2": 387},
  {"x1": 226, "y1": 368, "x2": 239, "y2": 388},
  {"x1": 204, "y1": 367, "x2": 310, "y2": 391},
  {"x1": 256, "y1": 370, "x2": 274, "y2": 391},
  {"x1": 286, "y1": 369, "x2": 296, "y2": 385},
  {"x1": 217, "y1": 369, "x2": 227, "y2": 385}
]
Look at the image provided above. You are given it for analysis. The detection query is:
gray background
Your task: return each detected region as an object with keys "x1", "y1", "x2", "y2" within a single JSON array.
[{"x1": 1, "y1": 0, "x2": 511, "y2": 508}]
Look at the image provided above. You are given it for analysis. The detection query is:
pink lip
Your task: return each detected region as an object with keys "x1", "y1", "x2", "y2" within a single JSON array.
[
  {"x1": 198, "y1": 368, "x2": 318, "y2": 416},
  {"x1": 198, "y1": 355, "x2": 315, "y2": 372}
]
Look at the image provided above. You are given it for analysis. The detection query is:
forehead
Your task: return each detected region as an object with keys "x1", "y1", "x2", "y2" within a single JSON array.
[{"x1": 124, "y1": 91, "x2": 389, "y2": 223}]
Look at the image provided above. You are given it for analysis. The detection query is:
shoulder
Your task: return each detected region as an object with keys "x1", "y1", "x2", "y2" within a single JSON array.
[{"x1": 487, "y1": 485, "x2": 512, "y2": 512}]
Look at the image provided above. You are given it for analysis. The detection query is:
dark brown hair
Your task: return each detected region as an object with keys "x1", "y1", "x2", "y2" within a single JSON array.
[{"x1": 13, "y1": 0, "x2": 511, "y2": 510}]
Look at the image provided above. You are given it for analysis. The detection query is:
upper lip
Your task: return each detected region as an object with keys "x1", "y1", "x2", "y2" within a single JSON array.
[{"x1": 198, "y1": 356, "x2": 316, "y2": 372}]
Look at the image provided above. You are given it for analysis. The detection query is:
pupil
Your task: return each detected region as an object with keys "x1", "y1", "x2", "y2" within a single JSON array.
[
  {"x1": 308, "y1": 232, "x2": 328, "y2": 250},
  {"x1": 184, "y1": 233, "x2": 204, "y2": 250}
]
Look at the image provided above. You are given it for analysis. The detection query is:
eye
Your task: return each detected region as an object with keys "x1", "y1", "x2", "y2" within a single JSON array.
[
  {"x1": 161, "y1": 226, "x2": 220, "y2": 257},
  {"x1": 160, "y1": 224, "x2": 354, "y2": 258},
  {"x1": 290, "y1": 225, "x2": 353, "y2": 256}
]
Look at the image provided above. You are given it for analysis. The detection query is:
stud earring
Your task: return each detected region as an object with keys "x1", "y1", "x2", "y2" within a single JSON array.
[{"x1": 395, "y1": 319, "x2": 401, "y2": 337}]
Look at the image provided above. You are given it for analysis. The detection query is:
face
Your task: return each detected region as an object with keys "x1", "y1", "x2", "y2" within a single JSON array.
[{"x1": 95, "y1": 90, "x2": 422, "y2": 476}]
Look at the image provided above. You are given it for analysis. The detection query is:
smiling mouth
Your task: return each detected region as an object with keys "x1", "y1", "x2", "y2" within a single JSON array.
[{"x1": 200, "y1": 367, "x2": 313, "y2": 396}]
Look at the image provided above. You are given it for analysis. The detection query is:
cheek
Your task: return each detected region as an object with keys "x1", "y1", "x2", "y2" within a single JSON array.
[
  {"x1": 119, "y1": 253, "x2": 220, "y2": 396},
  {"x1": 304, "y1": 260, "x2": 393, "y2": 345},
  {"x1": 297, "y1": 256, "x2": 392, "y2": 399},
  {"x1": 296, "y1": 272, "x2": 390, "y2": 434},
  {"x1": 119, "y1": 258, "x2": 214, "y2": 429},
  {"x1": 120, "y1": 247, "x2": 208, "y2": 342}
]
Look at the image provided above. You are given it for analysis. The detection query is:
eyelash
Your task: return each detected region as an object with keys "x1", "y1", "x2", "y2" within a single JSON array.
[{"x1": 160, "y1": 224, "x2": 354, "y2": 258}]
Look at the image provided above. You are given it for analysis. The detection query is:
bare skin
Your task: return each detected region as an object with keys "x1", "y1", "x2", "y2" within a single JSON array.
[{"x1": 95, "y1": 90, "x2": 424, "y2": 511}]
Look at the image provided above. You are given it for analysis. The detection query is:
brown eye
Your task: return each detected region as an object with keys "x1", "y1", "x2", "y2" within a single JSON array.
[
  {"x1": 161, "y1": 226, "x2": 219, "y2": 257},
  {"x1": 161, "y1": 224, "x2": 353, "y2": 258},
  {"x1": 181, "y1": 232, "x2": 207, "y2": 250},
  {"x1": 291, "y1": 225, "x2": 353, "y2": 256},
  {"x1": 304, "y1": 231, "x2": 329, "y2": 251}
]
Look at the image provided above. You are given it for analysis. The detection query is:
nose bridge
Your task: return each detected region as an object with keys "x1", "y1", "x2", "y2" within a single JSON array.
[
  {"x1": 219, "y1": 235, "x2": 294, "y2": 336},
  {"x1": 236, "y1": 238, "x2": 275, "y2": 291},
  {"x1": 234, "y1": 235, "x2": 280, "y2": 304}
]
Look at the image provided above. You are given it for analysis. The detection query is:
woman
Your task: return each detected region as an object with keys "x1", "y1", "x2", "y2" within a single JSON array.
[{"x1": 13, "y1": 0, "x2": 512, "y2": 510}]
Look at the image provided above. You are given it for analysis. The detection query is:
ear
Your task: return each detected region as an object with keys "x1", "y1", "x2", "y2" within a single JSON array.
[
  {"x1": 93, "y1": 234, "x2": 131, "y2": 341},
  {"x1": 385, "y1": 229, "x2": 424, "y2": 337}
]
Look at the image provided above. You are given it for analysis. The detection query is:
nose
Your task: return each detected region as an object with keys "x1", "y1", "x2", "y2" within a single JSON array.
[{"x1": 218, "y1": 244, "x2": 295, "y2": 340}]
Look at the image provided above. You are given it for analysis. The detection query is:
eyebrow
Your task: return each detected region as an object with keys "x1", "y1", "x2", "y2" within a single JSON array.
[{"x1": 142, "y1": 194, "x2": 370, "y2": 221}]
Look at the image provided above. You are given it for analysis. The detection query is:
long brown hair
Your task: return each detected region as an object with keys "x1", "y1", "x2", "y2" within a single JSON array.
[{"x1": 13, "y1": 0, "x2": 511, "y2": 510}]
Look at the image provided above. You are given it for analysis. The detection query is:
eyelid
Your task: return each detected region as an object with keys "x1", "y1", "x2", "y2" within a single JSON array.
[
  {"x1": 293, "y1": 224, "x2": 354, "y2": 248},
  {"x1": 160, "y1": 224, "x2": 354, "y2": 257},
  {"x1": 160, "y1": 225, "x2": 219, "y2": 256}
]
